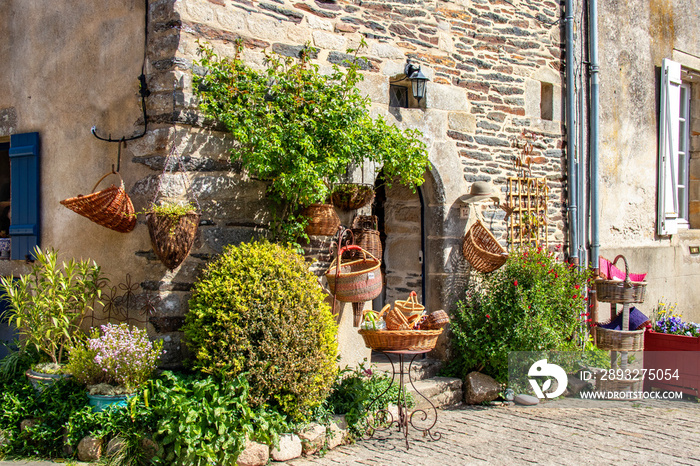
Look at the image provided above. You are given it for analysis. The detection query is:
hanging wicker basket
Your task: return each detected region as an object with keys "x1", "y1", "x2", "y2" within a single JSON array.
[
  {"x1": 343, "y1": 215, "x2": 382, "y2": 260},
  {"x1": 146, "y1": 210, "x2": 200, "y2": 271},
  {"x1": 302, "y1": 203, "x2": 341, "y2": 236},
  {"x1": 325, "y1": 245, "x2": 382, "y2": 303},
  {"x1": 462, "y1": 219, "x2": 508, "y2": 273},
  {"x1": 594, "y1": 255, "x2": 646, "y2": 304},
  {"x1": 330, "y1": 183, "x2": 375, "y2": 211},
  {"x1": 60, "y1": 171, "x2": 136, "y2": 233}
]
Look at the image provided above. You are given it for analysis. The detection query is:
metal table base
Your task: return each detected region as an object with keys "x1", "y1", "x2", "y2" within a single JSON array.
[{"x1": 365, "y1": 350, "x2": 441, "y2": 449}]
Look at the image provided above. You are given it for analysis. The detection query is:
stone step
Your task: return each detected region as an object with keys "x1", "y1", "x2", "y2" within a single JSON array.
[
  {"x1": 371, "y1": 353, "x2": 442, "y2": 382},
  {"x1": 407, "y1": 376, "x2": 463, "y2": 410}
]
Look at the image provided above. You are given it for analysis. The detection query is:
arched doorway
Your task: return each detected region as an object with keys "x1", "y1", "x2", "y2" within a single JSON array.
[{"x1": 373, "y1": 174, "x2": 425, "y2": 309}]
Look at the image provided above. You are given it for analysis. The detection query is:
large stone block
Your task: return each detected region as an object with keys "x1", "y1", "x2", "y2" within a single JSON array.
[
  {"x1": 237, "y1": 439, "x2": 269, "y2": 466},
  {"x1": 298, "y1": 423, "x2": 326, "y2": 455},
  {"x1": 270, "y1": 433, "x2": 302, "y2": 462},
  {"x1": 312, "y1": 30, "x2": 347, "y2": 51},
  {"x1": 448, "y1": 111, "x2": 477, "y2": 133},
  {"x1": 463, "y1": 372, "x2": 501, "y2": 405},
  {"x1": 426, "y1": 83, "x2": 468, "y2": 111},
  {"x1": 78, "y1": 435, "x2": 103, "y2": 462}
]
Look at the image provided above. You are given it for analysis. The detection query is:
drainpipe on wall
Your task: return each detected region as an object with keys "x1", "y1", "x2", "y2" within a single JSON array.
[
  {"x1": 565, "y1": 0, "x2": 579, "y2": 264},
  {"x1": 589, "y1": 0, "x2": 601, "y2": 324}
]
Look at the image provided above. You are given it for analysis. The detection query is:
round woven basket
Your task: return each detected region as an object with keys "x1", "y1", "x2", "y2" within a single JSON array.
[
  {"x1": 594, "y1": 326, "x2": 645, "y2": 352},
  {"x1": 146, "y1": 211, "x2": 200, "y2": 270},
  {"x1": 302, "y1": 204, "x2": 341, "y2": 236},
  {"x1": 60, "y1": 171, "x2": 136, "y2": 233},
  {"x1": 394, "y1": 291, "x2": 425, "y2": 319},
  {"x1": 462, "y1": 219, "x2": 507, "y2": 273},
  {"x1": 358, "y1": 328, "x2": 443, "y2": 351},
  {"x1": 325, "y1": 245, "x2": 382, "y2": 303}
]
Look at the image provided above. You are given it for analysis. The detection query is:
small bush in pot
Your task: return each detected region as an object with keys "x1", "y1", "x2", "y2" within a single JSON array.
[
  {"x1": 67, "y1": 323, "x2": 164, "y2": 396},
  {"x1": 183, "y1": 241, "x2": 338, "y2": 421},
  {"x1": 0, "y1": 247, "x2": 105, "y2": 373}
]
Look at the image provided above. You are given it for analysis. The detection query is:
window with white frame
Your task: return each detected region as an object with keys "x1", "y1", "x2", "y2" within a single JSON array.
[{"x1": 657, "y1": 59, "x2": 698, "y2": 234}]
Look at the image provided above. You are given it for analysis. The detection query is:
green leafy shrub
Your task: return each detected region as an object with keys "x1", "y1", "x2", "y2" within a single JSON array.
[
  {"x1": 0, "y1": 247, "x2": 105, "y2": 366},
  {"x1": 451, "y1": 247, "x2": 590, "y2": 382},
  {"x1": 0, "y1": 376, "x2": 88, "y2": 458},
  {"x1": 194, "y1": 41, "x2": 430, "y2": 243},
  {"x1": 183, "y1": 241, "x2": 338, "y2": 421},
  {"x1": 149, "y1": 371, "x2": 287, "y2": 466},
  {"x1": 322, "y1": 363, "x2": 410, "y2": 437}
]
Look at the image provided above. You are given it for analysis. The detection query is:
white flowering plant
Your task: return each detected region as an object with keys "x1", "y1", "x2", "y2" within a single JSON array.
[{"x1": 67, "y1": 323, "x2": 164, "y2": 394}]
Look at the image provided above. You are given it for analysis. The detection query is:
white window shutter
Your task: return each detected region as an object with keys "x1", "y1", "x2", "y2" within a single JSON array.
[{"x1": 657, "y1": 58, "x2": 681, "y2": 236}]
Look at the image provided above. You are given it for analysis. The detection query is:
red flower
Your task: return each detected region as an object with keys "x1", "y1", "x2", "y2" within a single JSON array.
[
  {"x1": 486, "y1": 314, "x2": 491, "y2": 319},
  {"x1": 572, "y1": 294, "x2": 578, "y2": 299},
  {"x1": 514, "y1": 280, "x2": 518, "y2": 287},
  {"x1": 574, "y1": 284, "x2": 580, "y2": 290},
  {"x1": 583, "y1": 297, "x2": 589, "y2": 302}
]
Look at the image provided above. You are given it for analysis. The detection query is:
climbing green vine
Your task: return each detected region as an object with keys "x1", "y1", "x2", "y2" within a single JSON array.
[{"x1": 194, "y1": 40, "x2": 430, "y2": 243}]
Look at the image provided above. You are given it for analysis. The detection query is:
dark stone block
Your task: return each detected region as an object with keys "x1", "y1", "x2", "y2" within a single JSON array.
[
  {"x1": 327, "y1": 52, "x2": 375, "y2": 71},
  {"x1": 149, "y1": 316, "x2": 185, "y2": 333},
  {"x1": 272, "y1": 43, "x2": 319, "y2": 59},
  {"x1": 259, "y1": 2, "x2": 304, "y2": 23}
]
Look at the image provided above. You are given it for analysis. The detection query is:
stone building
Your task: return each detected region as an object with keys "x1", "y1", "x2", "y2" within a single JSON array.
[{"x1": 1, "y1": 0, "x2": 569, "y2": 366}]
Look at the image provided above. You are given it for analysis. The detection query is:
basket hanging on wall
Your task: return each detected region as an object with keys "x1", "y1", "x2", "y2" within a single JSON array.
[
  {"x1": 461, "y1": 204, "x2": 507, "y2": 273},
  {"x1": 147, "y1": 145, "x2": 201, "y2": 270},
  {"x1": 343, "y1": 215, "x2": 382, "y2": 261},
  {"x1": 60, "y1": 171, "x2": 137, "y2": 233}
]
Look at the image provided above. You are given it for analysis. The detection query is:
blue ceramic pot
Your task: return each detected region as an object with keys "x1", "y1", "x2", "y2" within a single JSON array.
[
  {"x1": 25, "y1": 369, "x2": 71, "y2": 393},
  {"x1": 87, "y1": 393, "x2": 132, "y2": 412}
]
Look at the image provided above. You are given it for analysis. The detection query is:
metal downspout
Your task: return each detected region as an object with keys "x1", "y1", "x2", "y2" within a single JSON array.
[
  {"x1": 589, "y1": 0, "x2": 601, "y2": 323},
  {"x1": 565, "y1": 0, "x2": 579, "y2": 263}
]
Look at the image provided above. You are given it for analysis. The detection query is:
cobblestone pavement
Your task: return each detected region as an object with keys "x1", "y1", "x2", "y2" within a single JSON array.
[{"x1": 287, "y1": 398, "x2": 700, "y2": 466}]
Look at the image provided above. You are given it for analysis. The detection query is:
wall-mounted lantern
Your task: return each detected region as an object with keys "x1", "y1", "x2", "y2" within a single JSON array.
[{"x1": 404, "y1": 60, "x2": 429, "y2": 102}]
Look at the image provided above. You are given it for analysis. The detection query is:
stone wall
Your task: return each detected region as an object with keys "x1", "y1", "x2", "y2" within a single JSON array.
[{"x1": 2, "y1": 0, "x2": 570, "y2": 365}]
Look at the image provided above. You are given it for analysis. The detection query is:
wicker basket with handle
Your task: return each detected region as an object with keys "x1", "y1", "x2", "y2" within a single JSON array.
[
  {"x1": 594, "y1": 255, "x2": 646, "y2": 304},
  {"x1": 325, "y1": 245, "x2": 382, "y2": 303},
  {"x1": 60, "y1": 171, "x2": 136, "y2": 233},
  {"x1": 394, "y1": 291, "x2": 425, "y2": 318},
  {"x1": 462, "y1": 219, "x2": 508, "y2": 273}
]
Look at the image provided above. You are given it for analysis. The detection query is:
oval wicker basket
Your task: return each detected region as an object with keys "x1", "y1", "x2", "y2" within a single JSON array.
[
  {"x1": 594, "y1": 255, "x2": 646, "y2": 303},
  {"x1": 302, "y1": 203, "x2": 341, "y2": 236},
  {"x1": 594, "y1": 326, "x2": 645, "y2": 352},
  {"x1": 325, "y1": 245, "x2": 382, "y2": 303},
  {"x1": 462, "y1": 219, "x2": 507, "y2": 273},
  {"x1": 358, "y1": 328, "x2": 443, "y2": 351},
  {"x1": 60, "y1": 171, "x2": 136, "y2": 233}
]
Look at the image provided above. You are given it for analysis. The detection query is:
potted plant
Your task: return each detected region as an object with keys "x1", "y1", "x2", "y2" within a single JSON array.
[
  {"x1": 0, "y1": 247, "x2": 104, "y2": 390},
  {"x1": 194, "y1": 40, "x2": 430, "y2": 244},
  {"x1": 146, "y1": 201, "x2": 201, "y2": 270},
  {"x1": 67, "y1": 323, "x2": 163, "y2": 411},
  {"x1": 643, "y1": 301, "x2": 700, "y2": 396}
]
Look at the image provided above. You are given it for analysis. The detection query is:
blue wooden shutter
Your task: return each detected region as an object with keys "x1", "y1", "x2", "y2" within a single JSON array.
[{"x1": 9, "y1": 132, "x2": 40, "y2": 260}]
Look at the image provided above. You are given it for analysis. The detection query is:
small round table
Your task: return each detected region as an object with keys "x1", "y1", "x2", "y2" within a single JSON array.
[{"x1": 365, "y1": 349, "x2": 442, "y2": 449}]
